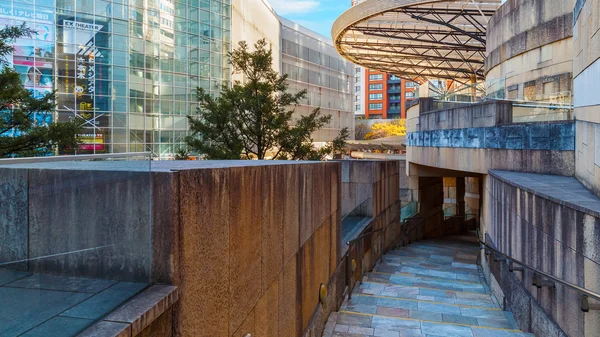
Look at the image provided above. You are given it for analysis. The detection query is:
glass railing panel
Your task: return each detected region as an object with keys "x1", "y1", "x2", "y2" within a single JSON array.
[
  {"x1": 401, "y1": 201, "x2": 418, "y2": 220},
  {"x1": 0, "y1": 153, "x2": 152, "y2": 336}
]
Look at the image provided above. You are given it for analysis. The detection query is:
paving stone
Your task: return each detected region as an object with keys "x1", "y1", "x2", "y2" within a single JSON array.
[
  {"x1": 417, "y1": 303, "x2": 462, "y2": 315},
  {"x1": 19, "y1": 316, "x2": 94, "y2": 337},
  {"x1": 371, "y1": 316, "x2": 421, "y2": 331},
  {"x1": 60, "y1": 282, "x2": 147, "y2": 320},
  {"x1": 0, "y1": 269, "x2": 31, "y2": 286},
  {"x1": 421, "y1": 322, "x2": 474, "y2": 337},
  {"x1": 377, "y1": 307, "x2": 410, "y2": 318},
  {"x1": 326, "y1": 236, "x2": 531, "y2": 337},
  {"x1": 0, "y1": 287, "x2": 92, "y2": 336},
  {"x1": 442, "y1": 314, "x2": 478, "y2": 326},
  {"x1": 409, "y1": 310, "x2": 442, "y2": 322},
  {"x1": 5, "y1": 274, "x2": 117, "y2": 293},
  {"x1": 337, "y1": 313, "x2": 373, "y2": 327}
]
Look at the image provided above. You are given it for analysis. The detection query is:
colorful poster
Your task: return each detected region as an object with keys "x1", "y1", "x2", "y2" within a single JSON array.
[
  {"x1": 0, "y1": 3, "x2": 55, "y2": 141},
  {"x1": 56, "y1": 16, "x2": 110, "y2": 153}
]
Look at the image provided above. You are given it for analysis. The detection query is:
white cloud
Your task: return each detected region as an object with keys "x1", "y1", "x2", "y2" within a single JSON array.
[{"x1": 268, "y1": 0, "x2": 320, "y2": 15}]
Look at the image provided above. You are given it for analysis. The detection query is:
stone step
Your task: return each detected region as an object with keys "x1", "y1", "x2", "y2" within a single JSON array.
[
  {"x1": 384, "y1": 251, "x2": 480, "y2": 268},
  {"x1": 397, "y1": 245, "x2": 480, "y2": 257},
  {"x1": 350, "y1": 292, "x2": 496, "y2": 310},
  {"x1": 368, "y1": 271, "x2": 484, "y2": 288},
  {"x1": 339, "y1": 307, "x2": 515, "y2": 330},
  {"x1": 324, "y1": 311, "x2": 534, "y2": 337},
  {"x1": 363, "y1": 274, "x2": 489, "y2": 294},
  {"x1": 374, "y1": 261, "x2": 482, "y2": 282},
  {"x1": 380, "y1": 257, "x2": 481, "y2": 276},
  {"x1": 323, "y1": 236, "x2": 532, "y2": 337},
  {"x1": 358, "y1": 281, "x2": 497, "y2": 307},
  {"x1": 371, "y1": 268, "x2": 482, "y2": 284}
]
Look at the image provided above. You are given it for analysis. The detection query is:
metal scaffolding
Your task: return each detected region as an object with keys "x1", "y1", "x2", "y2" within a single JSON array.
[{"x1": 332, "y1": 0, "x2": 504, "y2": 84}]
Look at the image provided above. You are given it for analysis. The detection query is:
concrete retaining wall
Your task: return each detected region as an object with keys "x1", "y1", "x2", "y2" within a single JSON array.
[
  {"x1": 481, "y1": 172, "x2": 600, "y2": 337},
  {"x1": 0, "y1": 161, "x2": 344, "y2": 337},
  {"x1": 417, "y1": 101, "x2": 513, "y2": 132}
]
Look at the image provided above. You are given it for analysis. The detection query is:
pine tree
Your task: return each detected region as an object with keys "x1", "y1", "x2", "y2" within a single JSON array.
[
  {"x1": 0, "y1": 24, "x2": 81, "y2": 157},
  {"x1": 186, "y1": 39, "x2": 348, "y2": 160}
]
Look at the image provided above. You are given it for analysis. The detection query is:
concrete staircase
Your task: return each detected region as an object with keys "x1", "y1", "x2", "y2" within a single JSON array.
[{"x1": 323, "y1": 235, "x2": 534, "y2": 337}]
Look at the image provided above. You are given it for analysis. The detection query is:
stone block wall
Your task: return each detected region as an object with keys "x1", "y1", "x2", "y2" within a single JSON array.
[
  {"x1": 481, "y1": 172, "x2": 600, "y2": 337},
  {"x1": 168, "y1": 162, "x2": 342, "y2": 337}
]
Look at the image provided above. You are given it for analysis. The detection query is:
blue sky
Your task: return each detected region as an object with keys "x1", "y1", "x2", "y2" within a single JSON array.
[{"x1": 268, "y1": 0, "x2": 352, "y2": 39}]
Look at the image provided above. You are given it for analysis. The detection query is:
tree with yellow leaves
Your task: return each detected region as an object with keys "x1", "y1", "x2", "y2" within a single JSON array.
[{"x1": 365, "y1": 119, "x2": 406, "y2": 140}]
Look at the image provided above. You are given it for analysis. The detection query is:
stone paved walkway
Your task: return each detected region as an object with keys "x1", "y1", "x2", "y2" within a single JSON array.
[{"x1": 323, "y1": 235, "x2": 534, "y2": 337}]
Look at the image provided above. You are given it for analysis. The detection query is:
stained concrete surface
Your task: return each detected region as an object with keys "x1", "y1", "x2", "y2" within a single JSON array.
[{"x1": 0, "y1": 269, "x2": 145, "y2": 337}]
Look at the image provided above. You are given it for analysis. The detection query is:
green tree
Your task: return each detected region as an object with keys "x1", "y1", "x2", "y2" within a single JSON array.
[
  {"x1": 186, "y1": 39, "x2": 348, "y2": 160},
  {"x1": 0, "y1": 24, "x2": 82, "y2": 157}
]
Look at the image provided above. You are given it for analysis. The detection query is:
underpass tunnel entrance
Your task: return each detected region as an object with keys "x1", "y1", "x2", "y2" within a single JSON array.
[{"x1": 407, "y1": 163, "x2": 483, "y2": 239}]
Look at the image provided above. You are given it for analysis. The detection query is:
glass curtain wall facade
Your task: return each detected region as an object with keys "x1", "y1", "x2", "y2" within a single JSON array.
[
  {"x1": 0, "y1": 0, "x2": 230, "y2": 158},
  {"x1": 280, "y1": 17, "x2": 354, "y2": 143}
]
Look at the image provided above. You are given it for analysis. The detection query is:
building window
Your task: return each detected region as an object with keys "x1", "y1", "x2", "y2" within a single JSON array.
[
  {"x1": 405, "y1": 92, "x2": 415, "y2": 98},
  {"x1": 369, "y1": 93, "x2": 383, "y2": 100},
  {"x1": 369, "y1": 84, "x2": 383, "y2": 90},
  {"x1": 369, "y1": 103, "x2": 383, "y2": 110},
  {"x1": 369, "y1": 74, "x2": 383, "y2": 80},
  {"x1": 389, "y1": 75, "x2": 400, "y2": 80},
  {"x1": 355, "y1": 104, "x2": 361, "y2": 111},
  {"x1": 406, "y1": 81, "x2": 418, "y2": 88}
]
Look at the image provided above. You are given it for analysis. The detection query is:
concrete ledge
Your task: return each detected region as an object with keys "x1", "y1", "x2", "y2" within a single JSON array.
[
  {"x1": 77, "y1": 322, "x2": 131, "y2": 337},
  {"x1": 489, "y1": 170, "x2": 600, "y2": 218},
  {"x1": 77, "y1": 285, "x2": 178, "y2": 337}
]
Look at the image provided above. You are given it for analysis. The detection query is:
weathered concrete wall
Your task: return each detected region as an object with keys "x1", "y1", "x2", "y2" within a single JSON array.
[
  {"x1": 485, "y1": 0, "x2": 574, "y2": 99},
  {"x1": 0, "y1": 161, "x2": 344, "y2": 337},
  {"x1": 417, "y1": 101, "x2": 513, "y2": 132},
  {"x1": 340, "y1": 161, "x2": 375, "y2": 218},
  {"x1": 481, "y1": 172, "x2": 600, "y2": 337},
  {"x1": 340, "y1": 160, "x2": 401, "y2": 219},
  {"x1": 0, "y1": 166, "x2": 153, "y2": 282},
  {"x1": 171, "y1": 162, "x2": 341, "y2": 337},
  {"x1": 407, "y1": 121, "x2": 575, "y2": 176}
]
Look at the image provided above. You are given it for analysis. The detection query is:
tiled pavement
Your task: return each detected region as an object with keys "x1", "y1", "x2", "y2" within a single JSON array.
[
  {"x1": 0, "y1": 270, "x2": 146, "y2": 337},
  {"x1": 323, "y1": 235, "x2": 534, "y2": 337}
]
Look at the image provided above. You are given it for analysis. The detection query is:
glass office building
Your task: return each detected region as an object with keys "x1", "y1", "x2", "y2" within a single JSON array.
[{"x1": 0, "y1": 0, "x2": 231, "y2": 158}]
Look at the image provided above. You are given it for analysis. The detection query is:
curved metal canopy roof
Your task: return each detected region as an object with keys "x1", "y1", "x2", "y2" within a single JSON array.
[{"x1": 332, "y1": 0, "x2": 504, "y2": 83}]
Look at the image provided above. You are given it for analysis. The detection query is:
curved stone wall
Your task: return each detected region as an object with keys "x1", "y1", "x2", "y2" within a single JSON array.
[
  {"x1": 482, "y1": 171, "x2": 600, "y2": 337},
  {"x1": 573, "y1": 0, "x2": 600, "y2": 197},
  {"x1": 485, "y1": 0, "x2": 575, "y2": 100}
]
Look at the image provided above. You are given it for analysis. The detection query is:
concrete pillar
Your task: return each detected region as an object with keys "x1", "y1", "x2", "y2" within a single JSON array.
[
  {"x1": 456, "y1": 177, "x2": 466, "y2": 217},
  {"x1": 418, "y1": 177, "x2": 444, "y2": 237}
]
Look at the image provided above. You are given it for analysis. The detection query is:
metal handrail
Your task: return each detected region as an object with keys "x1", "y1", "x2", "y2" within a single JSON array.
[
  {"x1": 0, "y1": 152, "x2": 152, "y2": 164},
  {"x1": 477, "y1": 231, "x2": 600, "y2": 306}
]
